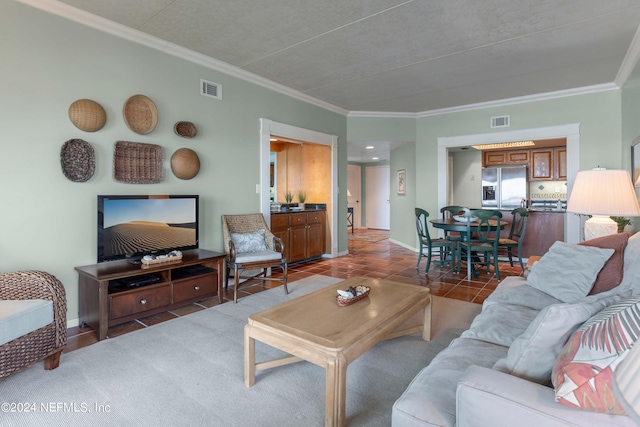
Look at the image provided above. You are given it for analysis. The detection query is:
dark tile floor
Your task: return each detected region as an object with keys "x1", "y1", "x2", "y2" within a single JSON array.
[{"x1": 65, "y1": 229, "x2": 523, "y2": 353}]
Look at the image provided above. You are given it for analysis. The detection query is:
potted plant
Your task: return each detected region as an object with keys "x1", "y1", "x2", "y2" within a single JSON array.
[
  {"x1": 284, "y1": 191, "x2": 293, "y2": 204},
  {"x1": 297, "y1": 190, "x2": 307, "y2": 209},
  {"x1": 611, "y1": 216, "x2": 632, "y2": 233}
]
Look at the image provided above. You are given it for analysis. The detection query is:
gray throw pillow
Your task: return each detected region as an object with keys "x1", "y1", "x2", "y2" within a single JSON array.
[
  {"x1": 527, "y1": 241, "x2": 614, "y2": 303},
  {"x1": 230, "y1": 229, "x2": 268, "y2": 253}
]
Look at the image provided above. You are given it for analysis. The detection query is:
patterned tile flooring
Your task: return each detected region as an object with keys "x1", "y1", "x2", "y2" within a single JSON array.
[{"x1": 65, "y1": 229, "x2": 523, "y2": 352}]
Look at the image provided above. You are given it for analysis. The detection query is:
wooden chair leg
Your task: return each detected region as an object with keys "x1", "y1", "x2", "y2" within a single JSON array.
[
  {"x1": 234, "y1": 265, "x2": 241, "y2": 303},
  {"x1": 282, "y1": 262, "x2": 289, "y2": 295},
  {"x1": 425, "y1": 246, "x2": 432, "y2": 273},
  {"x1": 44, "y1": 349, "x2": 62, "y2": 370}
]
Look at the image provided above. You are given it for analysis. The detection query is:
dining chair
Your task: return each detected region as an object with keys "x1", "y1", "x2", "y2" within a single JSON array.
[
  {"x1": 459, "y1": 209, "x2": 503, "y2": 280},
  {"x1": 440, "y1": 205, "x2": 468, "y2": 241},
  {"x1": 415, "y1": 208, "x2": 456, "y2": 273},
  {"x1": 498, "y1": 207, "x2": 529, "y2": 273}
]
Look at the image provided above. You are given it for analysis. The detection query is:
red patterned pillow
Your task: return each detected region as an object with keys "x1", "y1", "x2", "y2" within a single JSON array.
[
  {"x1": 552, "y1": 296, "x2": 640, "y2": 414},
  {"x1": 578, "y1": 233, "x2": 628, "y2": 294}
]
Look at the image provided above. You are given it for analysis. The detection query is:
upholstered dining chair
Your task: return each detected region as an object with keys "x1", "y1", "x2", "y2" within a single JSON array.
[
  {"x1": 458, "y1": 209, "x2": 503, "y2": 280},
  {"x1": 222, "y1": 214, "x2": 288, "y2": 303},
  {"x1": 415, "y1": 208, "x2": 456, "y2": 273},
  {"x1": 498, "y1": 207, "x2": 529, "y2": 273}
]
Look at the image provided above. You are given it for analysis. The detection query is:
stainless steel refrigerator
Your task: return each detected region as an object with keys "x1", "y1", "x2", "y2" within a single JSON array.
[{"x1": 481, "y1": 165, "x2": 528, "y2": 209}]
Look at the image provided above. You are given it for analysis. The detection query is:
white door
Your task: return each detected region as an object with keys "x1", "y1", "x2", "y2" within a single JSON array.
[
  {"x1": 347, "y1": 164, "x2": 361, "y2": 230},
  {"x1": 366, "y1": 165, "x2": 390, "y2": 230}
]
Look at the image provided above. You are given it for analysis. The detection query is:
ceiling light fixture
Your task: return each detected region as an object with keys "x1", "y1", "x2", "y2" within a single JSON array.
[
  {"x1": 471, "y1": 141, "x2": 535, "y2": 150},
  {"x1": 366, "y1": 146, "x2": 374, "y2": 149},
  {"x1": 372, "y1": 157, "x2": 379, "y2": 160}
]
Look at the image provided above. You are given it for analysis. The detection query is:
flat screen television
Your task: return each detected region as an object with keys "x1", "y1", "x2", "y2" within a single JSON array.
[{"x1": 97, "y1": 195, "x2": 199, "y2": 263}]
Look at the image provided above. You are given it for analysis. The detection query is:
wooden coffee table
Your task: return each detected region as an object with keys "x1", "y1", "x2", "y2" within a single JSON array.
[{"x1": 244, "y1": 277, "x2": 431, "y2": 426}]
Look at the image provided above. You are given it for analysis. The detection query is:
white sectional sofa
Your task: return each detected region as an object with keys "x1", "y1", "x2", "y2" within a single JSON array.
[{"x1": 393, "y1": 233, "x2": 640, "y2": 427}]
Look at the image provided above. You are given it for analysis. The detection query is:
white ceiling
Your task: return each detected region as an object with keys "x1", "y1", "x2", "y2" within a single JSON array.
[{"x1": 29, "y1": 0, "x2": 640, "y2": 161}]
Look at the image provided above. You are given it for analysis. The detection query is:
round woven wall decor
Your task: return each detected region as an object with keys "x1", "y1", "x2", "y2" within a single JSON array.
[
  {"x1": 171, "y1": 148, "x2": 200, "y2": 180},
  {"x1": 68, "y1": 99, "x2": 106, "y2": 132},
  {"x1": 60, "y1": 139, "x2": 95, "y2": 182},
  {"x1": 123, "y1": 94, "x2": 158, "y2": 135}
]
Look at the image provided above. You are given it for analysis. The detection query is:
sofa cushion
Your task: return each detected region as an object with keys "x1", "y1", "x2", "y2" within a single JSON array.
[
  {"x1": 527, "y1": 241, "x2": 614, "y2": 303},
  {"x1": 492, "y1": 291, "x2": 623, "y2": 385},
  {"x1": 460, "y1": 303, "x2": 540, "y2": 347},
  {"x1": 0, "y1": 299, "x2": 53, "y2": 346},
  {"x1": 230, "y1": 229, "x2": 268, "y2": 253},
  {"x1": 578, "y1": 233, "x2": 628, "y2": 295},
  {"x1": 392, "y1": 337, "x2": 508, "y2": 427},
  {"x1": 552, "y1": 295, "x2": 640, "y2": 414},
  {"x1": 483, "y1": 276, "x2": 562, "y2": 311}
]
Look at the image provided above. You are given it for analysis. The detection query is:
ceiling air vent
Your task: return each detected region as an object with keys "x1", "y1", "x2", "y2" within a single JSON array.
[
  {"x1": 200, "y1": 79, "x2": 222, "y2": 100},
  {"x1": 491, "y1": 115, "x2": 510, "y2": 128}
]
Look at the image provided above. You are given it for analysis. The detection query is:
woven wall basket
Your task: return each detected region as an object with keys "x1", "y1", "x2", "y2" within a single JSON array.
[
  {"x1": 171, "y1": 148, "x2": 200, "y2": 180},
  {"x1": 113, "y1": 141, "x2": 164, "y2": 184},
  {"x1": 174, "y1": 121, "x2": 197, "y2": 138},
  {"x1": 60, "y1": 139, "x2": 95, "y2": 182},
  {"x1": 123, "y1": 94, "x2": 158, "y2": 135},
  {"x1": 68, "y1": 99, "x2": 106, "y2": 132}
]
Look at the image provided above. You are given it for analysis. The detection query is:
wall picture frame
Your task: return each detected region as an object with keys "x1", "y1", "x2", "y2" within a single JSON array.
[
  {"x1": 632, "y1": 137, "x2": 640, "y2": 187},
  {"x1": 397, "y1": 169, "x2": 406, "y2": 195}
]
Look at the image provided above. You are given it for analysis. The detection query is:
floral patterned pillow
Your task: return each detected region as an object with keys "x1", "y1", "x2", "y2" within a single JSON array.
[
  {"x1": 551, "y1": 296, "x2": 640, "y2": 414},
  {"x1": 230, "y1": 229, "x2": 268, "y2": 253}
]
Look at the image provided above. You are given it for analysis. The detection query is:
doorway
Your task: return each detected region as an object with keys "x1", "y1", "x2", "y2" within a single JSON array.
[
  {"x1": 366, "y1": 165, "x2": 390, "y2": 230},
  {"x1": 347, "y1": 164, "x2": 361, "y2": 231}
]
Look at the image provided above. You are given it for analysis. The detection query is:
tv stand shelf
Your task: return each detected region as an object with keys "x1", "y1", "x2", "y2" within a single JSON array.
[{"x1": 76, "y1": 249, "x2": 226, "y2": 341}]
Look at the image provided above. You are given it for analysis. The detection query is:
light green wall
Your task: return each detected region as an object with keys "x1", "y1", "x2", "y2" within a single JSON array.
[
  {"x1": 390, "y1": 143, "x2": 417, "y2": 249},
  {"x1": 451, "y1": 150, "x2": 483, "y2": 208},
  {"x1": 347, "y1": 116, "x2": 416, "y2": 142},
  {"x1": 2, "y1": 1, "x2": 346, "y2": 323}
]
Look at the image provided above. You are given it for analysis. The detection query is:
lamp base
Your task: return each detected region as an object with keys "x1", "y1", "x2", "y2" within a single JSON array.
[{"x1": 584, "y1": 216, "x2": 617, "y2": 241}]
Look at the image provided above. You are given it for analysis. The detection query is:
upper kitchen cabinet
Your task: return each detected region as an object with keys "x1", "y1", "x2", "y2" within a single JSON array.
[
  {"x1": 484, "y1": 150, "x2": 529, "y2": 166},
  {"x1": 530, "y1": 148, "x2": 566, "y2": 181},
  {"x1": 555, "y1": 148, "x2": 567, "y2": 180}
]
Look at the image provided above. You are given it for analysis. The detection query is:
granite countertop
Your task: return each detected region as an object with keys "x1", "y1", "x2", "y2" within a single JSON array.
[
  {"x1": 270, "y1": 203, "x2": 327, "y2": 214},
  {"x1": 271, "y1": 207, "x2": 327, "y2": 214}
]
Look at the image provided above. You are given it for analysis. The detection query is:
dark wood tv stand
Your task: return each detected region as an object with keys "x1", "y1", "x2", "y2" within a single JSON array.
[{"x1": 75, "y1": 249, "x2": 226, "y2": 341}]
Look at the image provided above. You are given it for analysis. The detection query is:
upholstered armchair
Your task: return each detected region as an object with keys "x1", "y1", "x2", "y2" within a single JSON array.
[
  {"x1": 0, "y1": 271, "x2": 67, "y2": 380},
  {"x1": 222, "y1": 214, "x2": 288, "y2": 303}
]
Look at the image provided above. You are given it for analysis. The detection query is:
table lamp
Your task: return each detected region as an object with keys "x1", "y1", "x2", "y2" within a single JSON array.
[
  {"x1": 614, "y1": 343, "x2": 640, "y2": 423},
  {"x1": 566, "y1": 168, "x2": 640, "y2": 241}
]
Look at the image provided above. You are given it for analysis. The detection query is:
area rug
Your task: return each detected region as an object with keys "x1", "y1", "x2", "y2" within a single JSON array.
[
  {"x1": 347, "y1": 230, "x2": 389, "y2": 242},
  {"x1": 1, "y1": 275, "x2": 460, "y2": 427}
]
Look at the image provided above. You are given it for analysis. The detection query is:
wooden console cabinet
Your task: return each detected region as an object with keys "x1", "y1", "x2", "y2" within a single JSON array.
[
  {"x1": 75, "y1": 249, "x2": 226, "y2": 340},
  {"x1": 271, "y1": 211, "x2": 326, "y2": 263}
]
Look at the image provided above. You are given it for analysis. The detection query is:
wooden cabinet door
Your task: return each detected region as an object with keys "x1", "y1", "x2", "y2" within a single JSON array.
[
  {"x1": 270, "y1": 214, "x2": 291, "y2": 261},
  {"x1": 507, "y1": 150, "x2": 529, "y2": 164},
  {"x1": 530, "y1": 149, "x2": 553, "y2": 180},
  {"x1": 555, "y1": 148, "x2": 567, "y2": 180},
  {"x1": 306, "y1": 211, "x2": 325, "y2": 258},
  {"x1": 484, "y1": 151, "x2": 506, "y2": 166},
  {"x1": 288, "y1": 213, "x2": 307, "y2": 262}
]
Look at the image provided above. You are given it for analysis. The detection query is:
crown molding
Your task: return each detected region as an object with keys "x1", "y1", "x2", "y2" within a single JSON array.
[
  {"x1": 17, "y1": 0, "x2": 349, "y2": 116},
  {"x1": 615, "y1": 19, "x2": 640, "y2": 87},
  {"x1": 348, "y1": 111, "x2": 418, "y2": 118}
]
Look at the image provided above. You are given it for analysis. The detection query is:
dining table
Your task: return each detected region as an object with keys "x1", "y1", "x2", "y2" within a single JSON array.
[{"x1": 430, "y1": 217, "x2": 509, "y2": 279}]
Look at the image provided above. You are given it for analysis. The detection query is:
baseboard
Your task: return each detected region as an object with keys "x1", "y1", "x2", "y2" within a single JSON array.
[{"x1": 67, "y1": 317, "x2": 80, "y2": 329}]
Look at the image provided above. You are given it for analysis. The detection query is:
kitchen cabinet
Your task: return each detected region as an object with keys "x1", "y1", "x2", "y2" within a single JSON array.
[
  {"x1": 530, "y1": 149, "x2": 553, "y2": 180},
  {"x1": 500, "y1": 210, "x2": 564, "y2": 258},
  {"x1": 484, "y1": 150, "x2": 529, "y2": 166},
  {"x1": 555, "y1": 148, "x2": 567, "y2": 180},
  {"x1": 271, "y1": 211, "x2": 326, "y2": 263}
]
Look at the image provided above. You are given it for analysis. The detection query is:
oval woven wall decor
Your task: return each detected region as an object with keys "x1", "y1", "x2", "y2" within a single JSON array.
[
  {"x1": 60, "y1": 139, "x2": 95, "y2": 182},
  {"x1": 174, "y1": 121, "x2": 197, "y2": 138},
  {"x1": 123, "y1": 94, "x2": 158, "y2": 135},
  {"x1": 171, "y1": 148, "x2": 200, "y2": 180},
  {"x1": 68, "y1": 99, "x2": 106, "y2": 132}
]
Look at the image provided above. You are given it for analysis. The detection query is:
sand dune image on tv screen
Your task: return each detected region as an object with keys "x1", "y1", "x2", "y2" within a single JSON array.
[{"x1": 104, "y1": 221, "x2": 195, "y2": 256}]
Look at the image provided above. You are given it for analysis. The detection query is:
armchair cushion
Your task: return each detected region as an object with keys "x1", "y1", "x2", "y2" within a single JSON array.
[
  {"x1": 235, "y1": 250, "x2": 282, "y2": 263},
  {"x1": 230, "y1": 229, "x2": 269, "y2": 253},
  {"x1": 0, "y1": 300, "x2": 53, "y2": 346}
]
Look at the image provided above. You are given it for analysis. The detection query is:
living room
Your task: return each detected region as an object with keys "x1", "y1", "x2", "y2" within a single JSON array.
[{"x1": 4, "y1": 1, "x2": 640, "y2": 425}]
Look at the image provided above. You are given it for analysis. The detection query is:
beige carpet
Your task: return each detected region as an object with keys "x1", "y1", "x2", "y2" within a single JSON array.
[{"x1": 2, "y1": 275, "x2": 462, "y2": 427}]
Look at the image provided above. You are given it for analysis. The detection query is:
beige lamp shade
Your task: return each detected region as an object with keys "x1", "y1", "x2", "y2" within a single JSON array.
[
  {"x1": 567, "y1": 169, "x2": 640, "y2": 216},
  {"x1": 567, "y1": 169, "x2": 640, "y2": 240}
]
